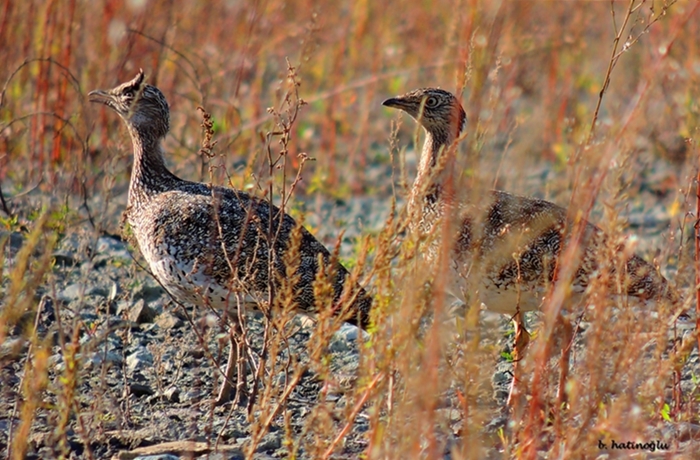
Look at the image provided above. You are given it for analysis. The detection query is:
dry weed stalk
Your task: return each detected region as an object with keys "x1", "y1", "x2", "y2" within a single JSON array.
[
  {"x1": 3, "y1": 214, "x2": 56, "y2": 459},
  {"x1": 520, "y1": 1, "x2": 695, "y2": 456}
]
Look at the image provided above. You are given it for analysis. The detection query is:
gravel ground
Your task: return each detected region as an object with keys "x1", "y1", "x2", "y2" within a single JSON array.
[{"x1": 1, "y1": 150, "x2": 699, "y2": 459}]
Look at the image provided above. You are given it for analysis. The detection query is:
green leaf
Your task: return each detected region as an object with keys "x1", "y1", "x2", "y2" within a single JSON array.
[{"x1": 660, "y1": 403, "x2": 671, "y2": 422}]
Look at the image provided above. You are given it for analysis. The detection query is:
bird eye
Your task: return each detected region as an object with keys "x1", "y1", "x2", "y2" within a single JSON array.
[
  {"x1": 425, "y1": 96, "x2": 439, "y2": 108},
  {"x1": 123, "y1": 89, "x2": 135, "y2": 100}
]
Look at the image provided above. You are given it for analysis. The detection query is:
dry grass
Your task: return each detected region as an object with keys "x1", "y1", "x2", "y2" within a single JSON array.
[{"x1": 2, "y1": 0, "x2": 700, "y2": 458}]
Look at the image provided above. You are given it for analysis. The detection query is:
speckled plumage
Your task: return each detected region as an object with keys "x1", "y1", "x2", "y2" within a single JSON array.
[
  {"x1": 89, "y1": 70, "x2": 372, "y2": 329},
  {"x1": 383, "y1": 88, "x2": 677, "y2": 315}
]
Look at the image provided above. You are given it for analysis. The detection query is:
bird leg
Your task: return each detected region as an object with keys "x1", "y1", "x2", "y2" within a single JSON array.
[
  {"x1": 550, "y1": 316, "x2": 574, "y2": 436},
  {"x1": 215, "y1": 323, "x2": 248, "y2": 406},
  {"x1": 507, "y1": 310, "x2": 531, "y2": 407},
  {"x1": 512, "y1": 311, "x2": 531, "y2": 361},
  {"x1": 555, "y1": 317, "x2": 573, "y2": 410}
]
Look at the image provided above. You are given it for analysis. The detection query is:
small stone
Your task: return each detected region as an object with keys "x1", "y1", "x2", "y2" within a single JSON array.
[
  {"x1": 156, "y1": 312, "x2": 183, "y2": 330},
  {"x1": 492, "y1": 371, "x2": 511, "y2": 385},
  {"x1": 79, "y1": 311, "x2": 99, "y2": 323},
  {"x1": 85, "y1": 350, "x2": 123, "y2": 370},
  {"x1": 181, "y1": 389, "x2": 203, "y2": 402},
  {"x1": 255, "y1": 433, "x2": 281, "y2": 453},
  {"x1": 108, "y1": 282, "x2": 120, "y2": 302},
  {"x1": 59, "y1": 284, "x2": 108, "y2": 303},
  {"x1": 96, "y1": 236, "x2": 131, "y2": 260},
  {"x1": 196, "y1": 454, "x2": 225, "y2": 460},
  {"x1": 129, "y1": 299, "x2": 157, "y2": 324},
  {"x1": 197, "y1": 449, "x2": 245, "y2": 460},
  {"x1": 133, "y1": 455, "x2": 180, "y2": 460},
  {"x1": 132, "y1": 282, "x2": 166, "y2": 303},
  {"x1": 1, "y1": 231, "x2": 25, "y2": 253},
  {"x1": 186, "y1": 348, "x2": 204, "y2": 360},
  {"x1": 129, "y1": 382, "x2": 155, "y2": 397},
  {"x1": 0, "y1": 337, "x2": 26, "y2": 360},
  {"x1": 330, "y1": 323, "x2": 365, "y2": 353},
  {"x1": 329, "y1": 336, "x2": 349, "y2": 353},
  {"x1": 116, "y1": 300, "x2": 130, "y2": 316},
  {"x1": 437, "y1": 408, "x2": 462, "y2": 424},
  {"x1": 484, "y1": 414, "x2": 508, "y2": 433},
  {"x1": 252, "y1": 454, "x2": 276, "y2": 460},
  {"x1": 163, "y1": 386, "x2": 180, "y2": 403},
  {"x1": 127, "y1": 348, "x2": 154, "y2": 373},
  {"x1": 58, "y1": 284, "x2": 84, "y2": 303}
]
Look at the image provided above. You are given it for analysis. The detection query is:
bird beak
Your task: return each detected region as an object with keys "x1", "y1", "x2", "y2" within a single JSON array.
[
  {"x1": 88, "y1": 89, "x2": 113, "y2": 106},
  {"x1": 382, "y1": 97, "x2": 409, "y2": 110}
]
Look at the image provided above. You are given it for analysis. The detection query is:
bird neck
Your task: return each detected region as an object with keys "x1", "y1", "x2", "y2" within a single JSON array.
[
  {"x1": 408, "y1": 129, "x2": 455, "y2": 217},
  {"x1": 127, "y1": 125, "x2": 179, "y2": 209}
]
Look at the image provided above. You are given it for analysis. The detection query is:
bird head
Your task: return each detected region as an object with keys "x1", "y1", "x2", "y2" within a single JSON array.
[
  {"x1": 382, "y1": 88, "x2": 466, "y2": 145},
  {"x1": 89, "y1": 69, "x2": 170, "y2": 140}
]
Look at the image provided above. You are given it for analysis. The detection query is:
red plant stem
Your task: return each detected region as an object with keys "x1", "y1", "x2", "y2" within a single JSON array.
[
  {"x1": 695, "y1": 153, "x2": 700, "y2": 353},
  {"x1": 37, "y1": 0, "x2": 56, "y2": 175},
  {"x1": 0, "y1": 0, "x2": 12, "y2": 47},
  {"x1": 52, "y1": 0, "x2": 76, "y2": 165}
]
